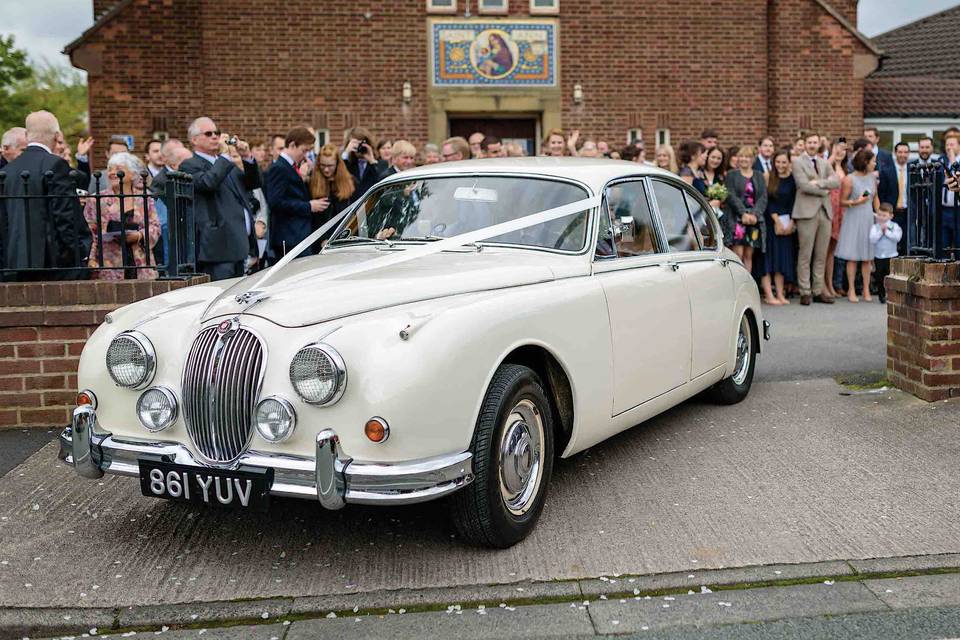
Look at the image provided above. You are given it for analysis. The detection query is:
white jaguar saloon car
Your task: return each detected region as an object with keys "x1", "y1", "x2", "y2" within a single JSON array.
[{"x1": 59, "y1": 158, "x2": 767, "y2": 548}]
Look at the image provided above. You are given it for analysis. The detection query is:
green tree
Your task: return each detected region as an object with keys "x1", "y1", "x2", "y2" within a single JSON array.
[
  {"x1": 0, "y1": 35, "x2": 88, "y2": 141},
  {"x1": 0, "y1": 35, "x2": 33, "y2": 128}
]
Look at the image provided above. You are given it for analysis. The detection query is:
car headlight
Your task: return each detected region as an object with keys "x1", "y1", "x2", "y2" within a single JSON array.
[
  {"x1": 105, "y1": 331, "x2": 156, "y2": 389},
  {"x1": 255, "y1": 396, "x2": 296, "y2": 442},
  {"x1": 289, "y1": 344, "x2": 346, "y2": 405},
  {"x1": 136, "y1": 387, "x2": 178, "y2": 432}
]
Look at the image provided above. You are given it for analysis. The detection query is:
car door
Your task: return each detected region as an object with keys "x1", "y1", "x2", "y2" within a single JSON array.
[
  {"x1": 593, "y1": 179, "x2": 692, "y2": 416},
  {"x1": 649, "y1": 178, "x2": 735, "y2": 379}
]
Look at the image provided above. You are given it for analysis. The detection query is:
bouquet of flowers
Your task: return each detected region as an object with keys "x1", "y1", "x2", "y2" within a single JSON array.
[{"x1": 705, "y1": 183, "x2": 729, "y2": 203}]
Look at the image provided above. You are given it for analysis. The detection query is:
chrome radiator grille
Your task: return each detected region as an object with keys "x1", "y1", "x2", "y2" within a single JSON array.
[{"x1": 182, "y1": 324, "x2": 264, "y2": 463}]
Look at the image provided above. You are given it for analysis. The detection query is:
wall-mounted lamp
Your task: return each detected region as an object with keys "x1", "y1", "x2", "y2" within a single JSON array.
[
  {"x1": 402, "y1": 81, "x2": 412, "y2": 104},
  {"x1": 573, "y1": 84, "x2": 583, "y2": 104}
]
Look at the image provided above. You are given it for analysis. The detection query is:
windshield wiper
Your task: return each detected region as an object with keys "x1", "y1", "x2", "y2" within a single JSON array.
[{"x1": 327, "y1": 236, "x2": 394, "y2": 248}]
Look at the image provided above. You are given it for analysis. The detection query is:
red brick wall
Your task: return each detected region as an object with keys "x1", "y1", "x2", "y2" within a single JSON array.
[
  {"x1": 887, "y1": 259, "x2": 960, "y2": 402},
  {"x1": 0, "y1": 276, "x2": 208, "y2": 429},
  {"x1": 767, "y1": 0, "x2": 868, "y2": 146},
  {"x1": 77, "y1": 0, "x2": 203, "y2": 174},
  {"x1": 74, "y1": 0, "x2": 870, "y2": 153}
]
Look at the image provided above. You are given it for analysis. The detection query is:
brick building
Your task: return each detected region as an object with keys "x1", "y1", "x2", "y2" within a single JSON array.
[{"x1": 65, "y1": 0, "x2": 878, "y2": 159}]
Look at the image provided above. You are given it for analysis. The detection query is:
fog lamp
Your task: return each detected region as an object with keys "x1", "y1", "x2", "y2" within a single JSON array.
[
  {"x1": 255, "y1": 396, "x2": 297, "y2": 443},
  {"x1": 136, "y1": 387, "x2": 178, "y2": 432},
  {"x1": 105, "y1": 331, "x2": 156, "y2": 389}
]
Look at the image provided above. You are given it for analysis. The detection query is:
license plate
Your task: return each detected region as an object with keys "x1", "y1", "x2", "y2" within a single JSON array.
[{"x1": 138, "y1": 459, "x2": 273, "y2": 511}]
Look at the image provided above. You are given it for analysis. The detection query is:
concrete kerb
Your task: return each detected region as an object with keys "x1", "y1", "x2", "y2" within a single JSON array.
[{"x1": 7, "y1": 554, "x2": 960, "y2": 638}]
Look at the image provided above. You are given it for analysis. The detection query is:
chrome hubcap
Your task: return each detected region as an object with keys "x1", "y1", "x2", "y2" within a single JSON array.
[
  {"x1": 499, "y1": 399, "x2": 544, "y2": 516},
  {"x1": 732, "y1": 315, "x2": 752, "y2": 386}
]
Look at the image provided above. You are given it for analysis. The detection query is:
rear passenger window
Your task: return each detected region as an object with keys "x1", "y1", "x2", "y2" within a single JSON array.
[
  {"x1": 683, "y1": 191, "x2": 718, "y2": 250},
  {"x1": 604, "y1": 181, "x2": 659, "y2": 257},
  {"x1": 651, "y1": 180, "x2": 700, "y2": 252}
]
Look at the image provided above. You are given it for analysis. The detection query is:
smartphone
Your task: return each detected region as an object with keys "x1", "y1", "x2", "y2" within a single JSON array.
[{"x1": 306, "y1": 151, "x2": 317, "y2": 163}]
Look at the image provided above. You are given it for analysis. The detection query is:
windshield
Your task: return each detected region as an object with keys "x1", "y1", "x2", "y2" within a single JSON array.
[{"x1": 329, "y1": 176, "x2": 591, "y2": 252}]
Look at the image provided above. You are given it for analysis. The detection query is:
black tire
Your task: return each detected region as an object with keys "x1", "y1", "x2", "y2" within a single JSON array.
[
  {"x1": 450, "y1": 364, "x2": 554, "y2": 548},
  {"x1": 710, "y1": 312, "x2": 757, "y2": 405}
]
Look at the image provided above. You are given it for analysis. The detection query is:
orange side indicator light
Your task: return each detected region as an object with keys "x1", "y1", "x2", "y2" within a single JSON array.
[
  {"x1": 364, "y1": 417, "x2": 389, "y2": 443},
  {"x1": 77, "y1": 389, "x2": 97, "y2": 409}
]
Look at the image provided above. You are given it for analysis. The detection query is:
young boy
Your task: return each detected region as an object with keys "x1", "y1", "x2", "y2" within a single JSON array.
[{"x1": 869, "y1": 202, "x2": 903, "y2": 304}]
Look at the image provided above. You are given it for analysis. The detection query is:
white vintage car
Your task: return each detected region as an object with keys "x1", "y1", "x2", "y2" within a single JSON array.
[{"x1": 60, "y1": 158, "x2": 767, "y2": 548}]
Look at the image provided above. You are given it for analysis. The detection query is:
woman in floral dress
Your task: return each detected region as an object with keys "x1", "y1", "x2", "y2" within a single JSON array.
[{"x1": 84, "y1": 152, "x2": 160, "y2": 280}]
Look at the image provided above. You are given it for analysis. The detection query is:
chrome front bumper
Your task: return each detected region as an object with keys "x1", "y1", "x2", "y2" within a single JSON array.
[{"x1": 58, "y1": 406, "x2": 474, "y2": 508}]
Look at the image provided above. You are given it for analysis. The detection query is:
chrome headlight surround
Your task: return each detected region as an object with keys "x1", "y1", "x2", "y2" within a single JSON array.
[
  {"x1": 136, "y1": 386, "x2": 178, "y2": 432},
  {"x1": 288, "y1": 343, "x2": 347, "y2": 406},
  {"x1": 105, "y1": 330, "x2": 156, "y2": 389},
  {"x1": 254, "y1": 396, "x2": 297, "y2": 443}
]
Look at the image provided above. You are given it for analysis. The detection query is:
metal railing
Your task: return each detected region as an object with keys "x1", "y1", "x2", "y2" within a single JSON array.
[
  {"x1": 0, "y1": 169, "x2": 196, "y2": 279},
  {"x1": 908, "y1": 160, "x2": 959, "y2": 260}
]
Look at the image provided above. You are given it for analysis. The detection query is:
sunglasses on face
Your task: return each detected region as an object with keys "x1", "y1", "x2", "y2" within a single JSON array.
[{"x1": 201, "y1": 130, "x2": 221, "y2": 138}]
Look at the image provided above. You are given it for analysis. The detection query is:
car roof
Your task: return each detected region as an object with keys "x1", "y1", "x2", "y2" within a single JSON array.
[{"x1": 388, "y1": 157, "x2": 680, "y2": 194}]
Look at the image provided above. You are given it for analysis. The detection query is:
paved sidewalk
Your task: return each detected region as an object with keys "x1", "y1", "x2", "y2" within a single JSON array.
[{"x1": 2, "y1": 377, "x2": 959, "y2": 615}]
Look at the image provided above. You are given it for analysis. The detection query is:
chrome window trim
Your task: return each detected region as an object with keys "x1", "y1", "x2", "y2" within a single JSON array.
[
  {"x1": 646, "y1": 176, "x2": 704, "y2": 253},
  {"x1": 289, "y1": 343, "x2": 348, "y2": 406},
  {"x1": 105, "y1": 330, "x2": 157, "y2": 390},
  {"x1": 593, "y1": 176, "x2": 670, "y2": 263}
]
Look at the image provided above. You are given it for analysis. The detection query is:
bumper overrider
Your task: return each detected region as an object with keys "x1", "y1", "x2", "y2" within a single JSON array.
[{"x1": 58, "y1": 406, "x2": 474, "y2": 508}]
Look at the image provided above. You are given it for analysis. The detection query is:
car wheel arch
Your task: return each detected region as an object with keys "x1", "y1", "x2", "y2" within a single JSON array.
[{"x1": 480, "y1": 343, "x2": 575, "y2": 459}]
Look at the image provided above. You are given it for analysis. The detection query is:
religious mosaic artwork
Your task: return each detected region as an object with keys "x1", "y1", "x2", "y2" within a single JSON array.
[{"x1": 431, "y1": 20, "x2": 556, "y2": 86}]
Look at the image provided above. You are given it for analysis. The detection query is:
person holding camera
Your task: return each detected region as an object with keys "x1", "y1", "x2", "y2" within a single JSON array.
[
  {"x1": 266, "y1": 126, "x2": 330, "y2": 258},
  {"x1": 341, "y1": 126, "x2": 383, "y2": 198},
  {"x1": 179, "y1": 116, "x2": 261, "y2": 281}
]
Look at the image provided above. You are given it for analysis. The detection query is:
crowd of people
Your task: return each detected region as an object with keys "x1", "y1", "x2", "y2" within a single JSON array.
[{"x1": 0, "y1": 112, "x2": 950, "y2": 298}]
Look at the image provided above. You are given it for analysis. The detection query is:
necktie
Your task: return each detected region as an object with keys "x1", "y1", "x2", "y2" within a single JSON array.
[
  {"x1": 897, "y1": 167, "x2": 905, "y2": 209},
  {"x1": 294, "y1": 162, "x2": 302, "y2": 178},
  {"x1": 812, "y1": 157, "x2": 819, "y2": 175}
]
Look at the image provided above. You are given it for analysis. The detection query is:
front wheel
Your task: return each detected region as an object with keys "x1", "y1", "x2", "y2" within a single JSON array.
[
  {"x1": 450, "y1": 364, "x2": 554, "y2": 548},
  {"x1": 709, "y1": 312, "x2": 757, "y2": 405}
]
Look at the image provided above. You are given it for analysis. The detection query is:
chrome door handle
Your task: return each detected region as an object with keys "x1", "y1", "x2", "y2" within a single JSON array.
[
  {"x1": 717, "y1": 258, "x2": 730, "y2": 267},
  {"x1": 663, "y1": 261, "x2": 680, "y2": 271}
]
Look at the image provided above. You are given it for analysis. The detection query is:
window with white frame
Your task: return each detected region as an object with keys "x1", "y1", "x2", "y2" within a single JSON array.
[
  {"x1": 426, "y1": 0, "x2": 456, "y2": 14},
  {"x1": 656, "y1": 128, "x2": 670, "y2": 148},
  {"x1": 479, "y1": 0, "x2": 508, "y2": 13},
  {"x1": 627, "y1": 128, "x2": 643, "y2": 144},
  {"x1": 530, "y1": 0, "x2": 558, "y2": 14},
  {"x1": 314, "y1": 129, "x2": 329, "y2": 152}
]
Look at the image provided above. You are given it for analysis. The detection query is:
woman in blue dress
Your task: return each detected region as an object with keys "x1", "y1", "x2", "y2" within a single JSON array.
[
  {"x1": 763, "y1": 150, "x2": 797, "y2": 305},
  {"x1": 678, "y1": 141, "x2": 708, "y2": 196}
]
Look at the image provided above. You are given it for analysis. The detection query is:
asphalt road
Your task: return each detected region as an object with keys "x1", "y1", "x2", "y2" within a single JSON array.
[{"x1": 756, "y1": 297, "x2": 887, "y2": 381}]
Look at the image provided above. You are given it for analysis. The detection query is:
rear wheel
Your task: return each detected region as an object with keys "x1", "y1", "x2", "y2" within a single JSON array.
[
  {"x1": 450, "y1": 364, "x2": 554, "y2": 548},
  {"x1": 709, "y1": 312, "x2": 756, "y2": 405}
]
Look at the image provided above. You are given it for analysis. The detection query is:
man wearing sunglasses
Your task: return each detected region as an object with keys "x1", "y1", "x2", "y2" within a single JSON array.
[{"x1": 180, "y1": 116, "x2": 262, "y2": 280}]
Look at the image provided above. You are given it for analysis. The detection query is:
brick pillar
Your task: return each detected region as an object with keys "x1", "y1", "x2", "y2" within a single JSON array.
[
  {"x1": 0, "y1": 276, "x2": 209, "y2": 429},
  {"x1": 886, "y1": 258, "x2": 960, "y2": 401}
]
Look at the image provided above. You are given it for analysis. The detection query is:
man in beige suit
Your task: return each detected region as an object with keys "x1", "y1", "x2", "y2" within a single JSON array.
[{"x1": 792, "y1": 131, "x2": 841, "y2": 305}]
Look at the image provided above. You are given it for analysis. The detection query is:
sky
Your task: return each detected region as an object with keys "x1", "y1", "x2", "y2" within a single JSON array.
[{"x1": 0, "y1": 0, "x2": 957, "y2": 68}]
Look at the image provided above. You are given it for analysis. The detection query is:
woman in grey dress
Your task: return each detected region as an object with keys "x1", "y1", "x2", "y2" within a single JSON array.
[{"x1": 836, "y1": 149, "x2": 880, "y2": 303}]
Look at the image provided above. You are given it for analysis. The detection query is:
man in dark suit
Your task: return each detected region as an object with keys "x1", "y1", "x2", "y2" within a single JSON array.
[
  {"x1": 341, "y1": 126, "x2": 384, "y2": 198},
  {"x1": 179, "y1": 117, "x2": 261, "y2": 281},
  {"x1": 265, "y1": 126, "x2": 327, "y2": 258},
  {"x1": 0, "y1": 111, "x2": 90, "y2": 281},
  {"x1": 905, "y1": 136, "x2": 937, "y2": 254},
  {"x1": 864, "y1": 127, "x2": 898, "y2": 211},
  {"x1": 753, "y1": 136, "x2": 775, "y2": 174}
]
